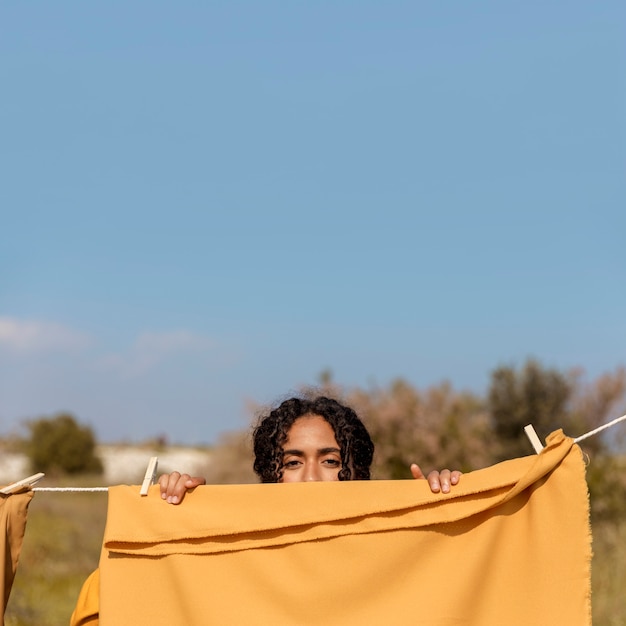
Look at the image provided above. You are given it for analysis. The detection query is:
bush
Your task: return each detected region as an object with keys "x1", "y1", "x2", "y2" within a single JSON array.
[{"x1": 25, "y1": 414, "x2": 103, "y2": 475}]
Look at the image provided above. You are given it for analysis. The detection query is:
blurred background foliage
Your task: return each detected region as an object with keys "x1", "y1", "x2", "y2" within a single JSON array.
[
  {"x1": 4, "y1": 358, "x2": 626, "y2": 625},
  {"x1": 24, "y1": 414, "x2": 103, "y2": 476}
]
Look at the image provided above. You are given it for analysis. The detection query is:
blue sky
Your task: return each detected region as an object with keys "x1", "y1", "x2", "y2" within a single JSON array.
[{"x1": 1, "y1": 2, "x2": 624, "y2": 444}]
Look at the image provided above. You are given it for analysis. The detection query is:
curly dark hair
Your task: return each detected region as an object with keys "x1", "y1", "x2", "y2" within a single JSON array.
[{"x1": 252, "y1": 396, "x2": 374, "y2": 483}]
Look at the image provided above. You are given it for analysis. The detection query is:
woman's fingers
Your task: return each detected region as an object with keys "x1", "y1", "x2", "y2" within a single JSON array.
[
  {"x1": 158, "y1": 472, "x2": 206, "y2": 504},
  {"x1": 409, "y1": 465, "x2": 462, "y2": 494}
]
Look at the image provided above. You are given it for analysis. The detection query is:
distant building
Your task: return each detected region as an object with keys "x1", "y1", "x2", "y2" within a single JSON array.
[{"x1": 0, "y1": 445, "x2": 212, "y2": 485}]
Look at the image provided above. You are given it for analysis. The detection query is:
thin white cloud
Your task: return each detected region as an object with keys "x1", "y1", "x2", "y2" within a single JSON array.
[
  {"x1": 97, "y1": 330, "x2": 214, "y2": 378},
  {"x1": 0, "y1": 317, "x2": 92, "y2": 354}
]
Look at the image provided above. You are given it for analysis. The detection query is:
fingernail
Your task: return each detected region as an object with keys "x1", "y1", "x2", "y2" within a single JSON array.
[
  {"x1": 172, "y1": 496, "x2": 179, "y2": 504},
  {"x1": 161, "y1": 492, "x2": 167, "y2": 500},
  {"x1": 167, "y1": 496, "x2": 173, "y2": 503}
]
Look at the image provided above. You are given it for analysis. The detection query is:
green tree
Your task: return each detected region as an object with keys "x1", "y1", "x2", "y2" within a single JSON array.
[
  {"x1": 25, "y1": 413, "x2": 103, "y2": 475},
  {"x1": 488, "y1": 360, "x2": 626, "y2": 460},
  {"x1": 488, "y1": 360, "x2": 572, "y2": 461}
]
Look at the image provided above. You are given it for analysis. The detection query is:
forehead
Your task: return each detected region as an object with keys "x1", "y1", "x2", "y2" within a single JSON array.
[{"x1": 284, "y1": 414, "x2": 339, "y2": 448}]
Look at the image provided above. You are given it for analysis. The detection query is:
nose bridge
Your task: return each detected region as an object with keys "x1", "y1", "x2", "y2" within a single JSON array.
[{"x1": 303, "y1": 458, "x2": 322, "y2": 482}]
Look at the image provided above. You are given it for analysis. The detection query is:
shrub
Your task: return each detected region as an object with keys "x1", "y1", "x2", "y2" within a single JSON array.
[{"x1": 25, "y1": 414, "x2": 103, "y2": 475}]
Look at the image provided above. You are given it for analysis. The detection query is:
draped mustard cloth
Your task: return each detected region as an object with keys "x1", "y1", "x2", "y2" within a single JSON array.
[
  {"x1": 79, "y1": 430, "x2": 591, "y2": 626},
  {"x1": 0, "y1": 489, "x2": 33, "y2": 625}
]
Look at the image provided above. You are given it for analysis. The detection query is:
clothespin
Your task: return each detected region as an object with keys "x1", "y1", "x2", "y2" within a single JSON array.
[
  {"x1": 0, "y1": 472, "x2": 46, "y2": 495},
  {"x1": 524, "y1": 424, "x2": 544, "y2": 454},
  {"x1": 140, "y1": 457, "x2": 159, "y2": 496}
]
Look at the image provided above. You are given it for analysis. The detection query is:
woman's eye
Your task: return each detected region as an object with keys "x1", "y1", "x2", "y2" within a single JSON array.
[
  {"x1": 284, "y1": 460, "x2": 300, "y2": 468},
  {"x1": 323, "y1": 459, "x2": 340, "y2": 467}
]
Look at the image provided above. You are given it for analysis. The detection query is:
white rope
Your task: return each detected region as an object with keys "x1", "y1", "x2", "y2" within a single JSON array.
[
  {"x1": 33, "y1": 487, "x2": 109, "y2": 492},
  {"x1": 7, "y1": 415, "x2": 626, "y2": 493},
  {"x1": 574, "y1": 412, "x2": 626, "y2": 444}
]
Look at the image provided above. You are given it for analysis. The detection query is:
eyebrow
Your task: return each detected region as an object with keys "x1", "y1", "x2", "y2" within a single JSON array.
[{"x1": 282, "y1": 447, "x2": 341, "y2": 456}]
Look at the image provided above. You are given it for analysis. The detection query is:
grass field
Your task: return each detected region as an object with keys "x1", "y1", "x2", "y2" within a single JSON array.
[{"x1": 5, "y1": 479, "x2": 626, "y2": 625}]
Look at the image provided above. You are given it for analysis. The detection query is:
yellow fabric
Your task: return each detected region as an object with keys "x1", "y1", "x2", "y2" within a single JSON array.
[
  {"x1": 77, "y1": 430, "x2": 591, "y2": 626},
  {"x1": 0, "y1": 489, "x2": 33, "y2": 624},
  {"x1": 70, "y1": 569, "x2": 100, "y2": 626}
]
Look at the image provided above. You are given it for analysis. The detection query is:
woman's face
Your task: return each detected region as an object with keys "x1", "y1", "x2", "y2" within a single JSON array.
[{"x1": 280, "y1": 414, "x2": 341, "y2": 482}]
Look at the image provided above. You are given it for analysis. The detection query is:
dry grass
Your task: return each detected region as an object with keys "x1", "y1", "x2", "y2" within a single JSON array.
[
  {"x1": 592, "y1": 519, "x2": 626, "y2": 626},
  {"x1": 5, "y1": 482, "x2": 626, "y2": 625}
]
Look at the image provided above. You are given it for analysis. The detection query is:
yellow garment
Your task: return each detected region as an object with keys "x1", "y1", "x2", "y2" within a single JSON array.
[
  {"x1": 74, "y1": 430, "x2": 591, "y2": 626},
  {"x1": 0, "y1": 489, "x2": 33, "y2": 624},
  {"x1": 70, "y1": 569, "x2": 100, "y2": 626}
]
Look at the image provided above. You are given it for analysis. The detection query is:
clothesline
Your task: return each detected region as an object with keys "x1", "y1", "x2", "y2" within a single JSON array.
[
  {"x1": 573, "y1": 412, "x2": 626, "y2": 443},
  {"x1": 33, "y1": 487, "x2": 109, "y2": 492},
  {"x1": 6, "y1": 414, "x2": 625, "y2": 494},
  {"x1": 2, "y1": 429, "x2": 594, "y2": 626}
]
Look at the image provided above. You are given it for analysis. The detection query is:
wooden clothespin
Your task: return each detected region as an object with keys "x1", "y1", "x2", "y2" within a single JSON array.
[
  {"x1": 0, "y1": 472, "x2": 46, "y2": 495},
  {"x1": 140, "y1": 457, "x2": 159, "y2": 496},
  {"x1": 524, "y1": 424, "x2": 544, "y2": 454}
]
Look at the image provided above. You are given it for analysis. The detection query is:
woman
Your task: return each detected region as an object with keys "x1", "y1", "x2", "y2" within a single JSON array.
[{"x1": 159, "y1": 396, "x2": 461, "y2": 503}]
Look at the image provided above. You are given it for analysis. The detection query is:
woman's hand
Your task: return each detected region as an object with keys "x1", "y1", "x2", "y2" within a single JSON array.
[
  {"x1": 410, "y1": 464, "x2": 461, "y2": 494},
  {"x1": 158, "y1": 471, "x2": 206, "y2": 504}
]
